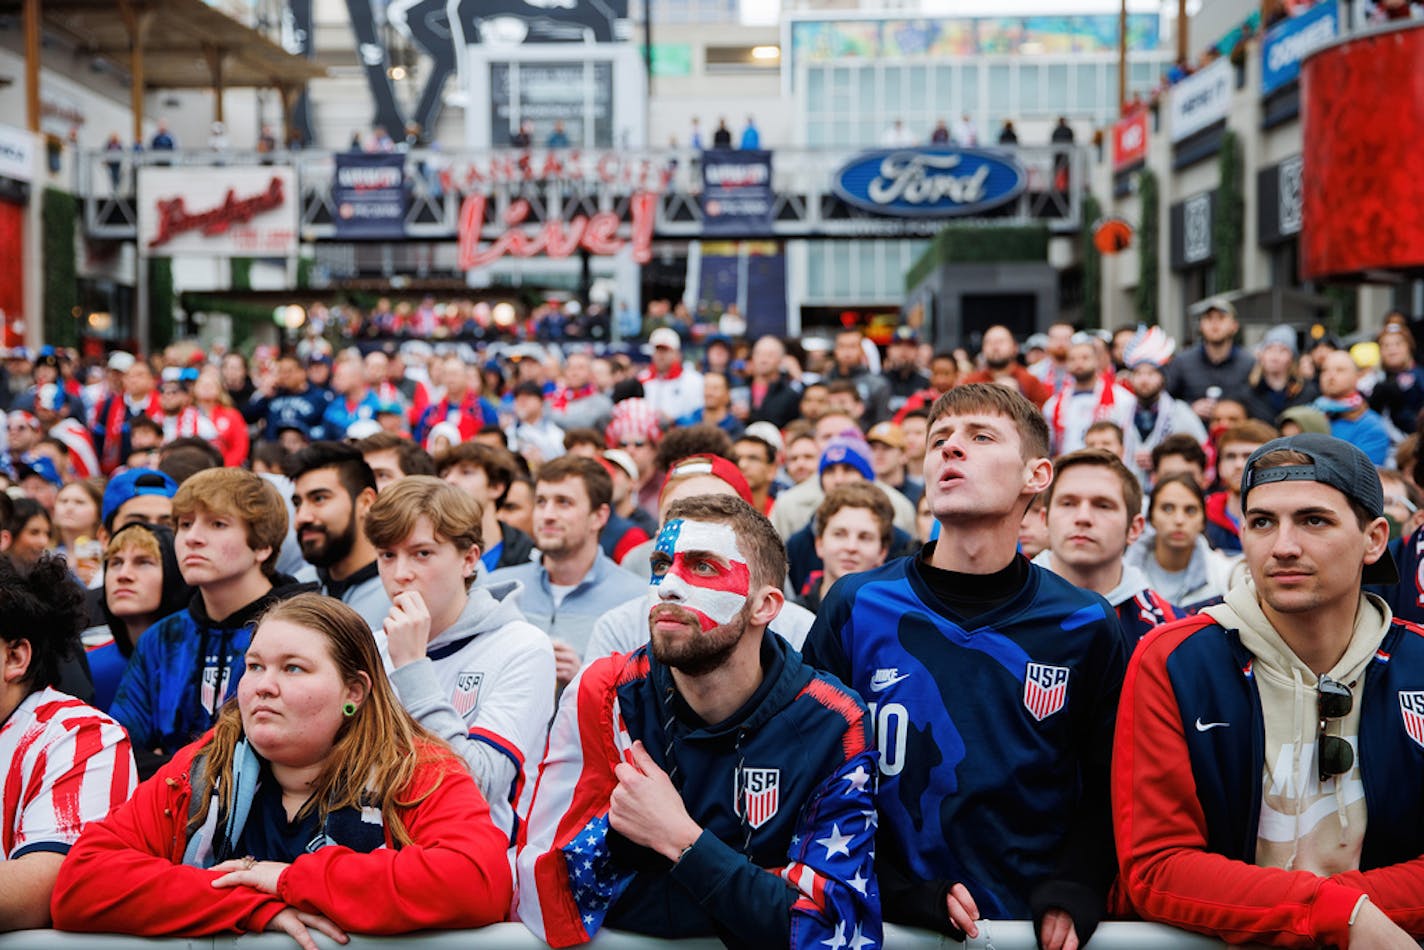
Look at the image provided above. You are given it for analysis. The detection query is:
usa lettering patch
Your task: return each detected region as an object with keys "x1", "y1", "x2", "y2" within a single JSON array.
[
  {"x1": 1024, "y1": 662, "x2": 1070, "y2": 721},
  {"x1": 452, "y1": 671, "x2": 483, "y2": 717},
  {"x1": 1400, "y1": 691, "x2": 1424, "y2": 749},
  {"x1": 735, "y1": 767, "x2": 780, "y2": 829}
]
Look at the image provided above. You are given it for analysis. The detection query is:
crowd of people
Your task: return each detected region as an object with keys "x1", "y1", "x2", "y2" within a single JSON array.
[{"x1": 5, "y1": 297, "x2": 1424, "y2": 948}]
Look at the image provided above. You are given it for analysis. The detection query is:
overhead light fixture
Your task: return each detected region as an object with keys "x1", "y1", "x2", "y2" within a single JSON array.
[
  {"x1": 750, "y1": 45, "x2": 780, "y2": 60},
  {"x1": 389, "y1": 65, "x2": 407, "y2": 80}
]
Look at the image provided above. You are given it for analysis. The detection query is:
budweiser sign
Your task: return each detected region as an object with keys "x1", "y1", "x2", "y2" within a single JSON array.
[
  {"x1": 138, "y1": 167, "x2": 298, "y2": 257},
  {"x1": 458, "y1": 191, "x2": 656, "y2": 270}
]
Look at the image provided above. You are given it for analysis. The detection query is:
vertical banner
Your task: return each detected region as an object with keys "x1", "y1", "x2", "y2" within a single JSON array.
[
  {"x1": 332, "y1": 152, "x2": 408, "y2": 238},
  {"x1": 701, "y1": 149, "x2": 774, "y2": 235},
  {"x1": 0, "y1": 199, "x2": 23, "y2": 347},
  {"x1": 282, "y1": 0, "x2": 315, "y2": 145}
]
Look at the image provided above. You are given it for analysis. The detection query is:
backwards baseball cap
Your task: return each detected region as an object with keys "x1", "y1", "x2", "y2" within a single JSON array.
[
  {"x1": 820, "y1": 436, "x2": 875, "y2": 482},
  {"x1": 102, "y1": 467, "x2": 179, "y2": 529},
  {"x1": 15, "y1": 457, "x2": 62, "y2": 488},
  {"x1": 1241, "y1": 433, "x2": 1398, "y2": 584},
  {"x1": 660, "y1": 453, "x2": 753, "y2": 506}
]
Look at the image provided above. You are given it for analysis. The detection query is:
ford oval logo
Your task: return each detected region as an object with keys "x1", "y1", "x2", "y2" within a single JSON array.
[{"x1": 832, "y1": 148, "x2": 1028, "y2": 218}]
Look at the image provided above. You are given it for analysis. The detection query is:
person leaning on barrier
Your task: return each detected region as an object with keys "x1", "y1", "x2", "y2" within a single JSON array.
[
  {"x1": 517, "y1": 495, "x2": 880, "y2": 950},
  {"x1": 0, "y1": 555, "x2": 136, "y2": 931},
  {"x1": 52, "y1": 593, "x2": 513, "y2": 948},
  {"x1": 1114, "y1": 434, "x2": 1424, "y2": 948}
]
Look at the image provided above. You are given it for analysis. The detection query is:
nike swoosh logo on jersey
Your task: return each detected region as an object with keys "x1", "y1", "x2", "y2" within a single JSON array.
[
  {"x1": 1195, "y1": 718, "x2": 1229, "y2": 732},
  {"x1": 870, "y1": 669, "x2": 910, "y2": 691}
]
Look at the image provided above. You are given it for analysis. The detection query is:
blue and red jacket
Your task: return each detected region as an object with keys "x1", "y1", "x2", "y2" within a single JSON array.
[
  {"x1": 517, "y1": 631, "x2": 880, "y2": 949},
  {"x1": 1203, "y1": 491, "x2": 1241, "y2": 554},
  {"x1": 413, "y1": 393, "x2": 499, "y2": 445},
  {"x1": 1114, "y1": 611, "x2": 1424, "y2": 947},
  {"x1": 1115, "y1": 589, "x2": 1180, "y2": 646}
]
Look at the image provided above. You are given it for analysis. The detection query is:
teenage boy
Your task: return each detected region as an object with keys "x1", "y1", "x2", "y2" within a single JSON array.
[
  {"x1": 1114, "y1": 433, "x2": 1424, "y2": 947},
  {"x1": 354, "y1": 431, "x2": 437, "y2": 491},
  {"x1": 366, "y1": 476, "x2": 554, "y2": 839},
  {"x1": 1033, "y1": 449, "x2": 1179, "y2": 644},
  {"x1": 797, "y1": 482, "x2": 894, "y2": 612},
  {"x1": 437, "y1": 442, "x2": 536, "y2": 573},
  {"x1": 803, "y1": 383, "x2": 1128, "y2": 949},
  {"x1": 1207, "y1": 420, "x2": 1280, "y2": 554},
  {"x1": 110, "y1": 468, "x2": 313, "y2": 769},
  {"x1": 518, "y1": 495, "x2": 879, "y2": 949},
  {"x1": 287, "y1": 441, "x2": 390, "y2": 630}
]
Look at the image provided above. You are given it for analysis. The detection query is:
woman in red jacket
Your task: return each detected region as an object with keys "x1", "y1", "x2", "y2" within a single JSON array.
[
  {"x1": 192, "y1": 366, "x2": 251, "y2": 467},
  {"x1": 52, "y1": 593, "x2": 513, "y2": 948}
]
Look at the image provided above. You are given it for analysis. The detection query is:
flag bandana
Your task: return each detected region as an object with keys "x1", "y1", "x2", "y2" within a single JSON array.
[{"x1": 650, "y1": 519, "x2": 751, "y2": 632}]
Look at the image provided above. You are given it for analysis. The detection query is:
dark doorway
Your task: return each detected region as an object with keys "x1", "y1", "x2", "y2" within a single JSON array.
[{"x1": 961, "y1": 293, "x2": 1036, "y2": 344}]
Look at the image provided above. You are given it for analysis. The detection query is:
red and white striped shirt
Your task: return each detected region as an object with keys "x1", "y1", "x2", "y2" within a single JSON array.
[{"x1": 1, "y1": 687, "x2": 135, "y2": 859}]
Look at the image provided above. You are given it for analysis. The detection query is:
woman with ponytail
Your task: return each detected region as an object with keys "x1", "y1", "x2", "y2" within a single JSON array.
[{"x1": 53, "y1": 593, "x2": 512, "y2": 947}]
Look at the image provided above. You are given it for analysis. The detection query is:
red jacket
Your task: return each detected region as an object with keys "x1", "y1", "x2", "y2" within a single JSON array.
[{"x1": 52, "y1": 736, "x2": 513, "y2": 936}]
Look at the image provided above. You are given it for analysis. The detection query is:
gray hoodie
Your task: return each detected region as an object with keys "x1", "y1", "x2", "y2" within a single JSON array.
[{"x1": 386, "y1": 580, "x2": 555, "y2": 840}]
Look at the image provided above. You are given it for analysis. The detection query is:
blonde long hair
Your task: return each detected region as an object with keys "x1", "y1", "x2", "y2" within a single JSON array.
[{"x1": 188, "y1": 593, "x2": 450, "y2": 847}]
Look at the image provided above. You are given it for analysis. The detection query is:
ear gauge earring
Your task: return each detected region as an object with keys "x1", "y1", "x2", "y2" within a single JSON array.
[{"x1": 342, "y1": 701, "x2": 357, "y2": 717}]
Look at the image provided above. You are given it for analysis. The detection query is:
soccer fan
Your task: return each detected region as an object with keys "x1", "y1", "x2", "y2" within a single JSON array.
[
  {"x1": 1206, "y1": 421, "x2": 1279, "y2": 554},
  {"x1": 517, "y1": 495, "x2": 880, "y2": 949},
  {"x1": 605, "y1": 398, "x2": 663, "y2": 519},
  {"x1": 797, "y1": 482, "x2": 894, "y2": 612},
  {"x1": 321, "y1": 352, "x2": 382, "y2": 438},
  {"x1": 867, "y1": 421, "x2": 922, "y2": 506},
  {"x1": 247, "y1": 352, "x2": 331, "y2": 445},
  {"x1": 1122, "y1": 327, "x2": 1207, "y2": 483},
  {"x1": 882, "y1": 326, "x2": 931, "y2": 414},
  {"x1": 1033, "y1": 449, "x2": 1178, "y2": 644},
  {"x1": 745, "y1": 335, "x2": 804, "y2": 428},
  {"x1": 733, "y1": 428, "x2": 780, "y2": 517},
  {"x1": 784, "y1": 431, "x2": 822, "y2": 487},
  {"x1": 1242, "y1": 325, "x2": 1318, "y2": 425},
  {"x1": 1018, "y1": 491, "x2": 1051, "y2": 559},
  {"x1": 587, "y1": 453, "x2": 818, "y2": 660},
  {"x1": 803, "y1": 383, "x2": 1128, "y2": 948},
  {"x1": 639, "y1": 328, "x2": 705, "y2": 426},
  {"x1": 1114, "y1": 434, "x2": 1424, "y2": 948},
  {"x1": 547, "y1": 350, "x2": 613, "y2": 433},
  {"x1": 1369, "y1": 323, "x2": 1424, "y2": 435},
  {"x1": 437, "y1": 441, "x2": 537, "y2": 574},
  {"x1": 354, "y1": 431, "x2": 437, "y2": 491},
  {"x1": 1149, "y1": 434, "x2": 1209, "y2": 490},
  {"x1": 1082, "y1": 420, "x2": 1126, "y2": 458},
  {"x1": 0, "y1": 554, "x2": 135, "y2": 931},
  {"x1": 824, "y1": 328, "x2": 891, "y2": 425},
  {"x1": 190, "y1": 366, "x2": 249, "y2": 468},
  {"x1": 94, "y1": 357, "x2": 162, "y2": 473},
  {"x1": 1165, "y1": 297, "x2": 1254, "y2": 421},
  {"x1": 110, "y1": 468, "x2": 313, "y2": 770},
  {"x1": 1042, "y1": 333, "x2": 1136, "y2": 457},
  {"x1": 101, "y1": 467, "x2": 178, "y2": 536},
  {"x1": 413, "y1": 353, "x2": 498, "y2": 448},
  {"x1": 1124, "y1": 474, "x2": 1243, "y2": 607},
  {"x1": 1029, "y1": 321, "x2": 1075, "y2": 393},
  {"x1": 1316, "y1": 349, "x2": 1392, "y2": 465},
  {"x1": 287, "y1": 442, "x2": 390, "y2": 630},
  {"x1": 83, "y1": 523, "x2": 192, "y2": 711},
  {"x1": 485, "y1": 455, "x2": 645, "y2": 686},
  {"x1": 365, "y1": 477, "x2": 554, "y2": 839},
  {"x1": 961, "y1": 325, "x2": 1051, "y2": 407},
  {"x1": 772, "y1": 413, "x2": 917, "y2": 541},
  {"x1": 53, "y1": 595, "x2": 512, "y2": 943}
]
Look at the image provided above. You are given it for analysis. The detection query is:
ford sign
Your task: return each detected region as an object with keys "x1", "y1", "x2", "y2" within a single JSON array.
[{"x1": 832, "y1": 148, "x2": 1027, "y2": 218}]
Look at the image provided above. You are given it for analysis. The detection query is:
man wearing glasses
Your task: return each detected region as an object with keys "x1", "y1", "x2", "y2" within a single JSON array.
[{"x1": 1115, "y1": 433, "x2": 1424, "y2": 948}]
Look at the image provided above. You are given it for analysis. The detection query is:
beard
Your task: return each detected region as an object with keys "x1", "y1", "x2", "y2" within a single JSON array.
[
  {"x1": 986, "y1": 355, "x2": 1012, "y2": 371},
  {"x1": 298, "y1": 517, "x2": 357, "y2": 568},
  {"x1": 650, "y1": 602, "x2": 750, "y2": 676}
]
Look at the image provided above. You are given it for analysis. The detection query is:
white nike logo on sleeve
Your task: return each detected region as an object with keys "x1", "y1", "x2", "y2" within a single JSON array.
[{"x1": 1194, "y1": 718, "x2": 1229, "y2": 732}]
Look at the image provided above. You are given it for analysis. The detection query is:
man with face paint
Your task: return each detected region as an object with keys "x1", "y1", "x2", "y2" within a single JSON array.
[{"x1": 518, "y1": 495, "x2": 880, "y2": 950}]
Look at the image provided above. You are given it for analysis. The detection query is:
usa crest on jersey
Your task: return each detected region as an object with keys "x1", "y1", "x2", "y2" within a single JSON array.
[
  {"x1": 452, "y1": 671, "x2": 484, "y2": 717},
  {"x1": 734, "y1": 767, "x2": 780, "y2": 829},
  {"x1": 1400, "y1": 691, "x2": 1424, "y2": 748},
  {"x1": 1023, "y1": 662, "x2": 1070, "y2": 721},
  {"x1": 201, "y1": 665, "x2": 221, "y2": 714}
]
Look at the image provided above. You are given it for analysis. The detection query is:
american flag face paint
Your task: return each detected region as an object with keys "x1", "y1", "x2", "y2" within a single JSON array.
[{"x1": 649, "y1": 518, "x2": 751, "y2": 632}]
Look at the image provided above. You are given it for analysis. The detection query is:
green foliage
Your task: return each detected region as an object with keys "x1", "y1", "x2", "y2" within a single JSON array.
[
  {"x1": 1135, "y1": 169, "x2": 1159, "y2": 325},
  {"x1": 230, "y1": 257, "x2": 253, "y2": 292},
  {"x1": 148, "y1": 258, "x2": 174, "y2": 349},
  {"x1": 1081, "y1": 193, "x2": 1103, "y2": 329},
  {"x1": 905, "y1": 225, "x2": 1050, "y2": 291},
  {"x1": 1214, "y1": 130, "x2": 1244, "y2": 292},
  {"x1": 41, "y1": 188, "x2": 78, "y2": 347}
]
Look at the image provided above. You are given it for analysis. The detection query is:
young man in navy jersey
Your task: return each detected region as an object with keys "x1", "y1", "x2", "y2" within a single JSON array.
[
  {"x1": 803, "y1": 383, "x2": 1129, "y2": 949},
  {"x1": 1033, "y1": 448, "x2": 1178, "y2": 645}
]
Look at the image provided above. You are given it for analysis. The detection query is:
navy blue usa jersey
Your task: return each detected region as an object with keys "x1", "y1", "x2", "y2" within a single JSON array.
[{"x1": 802, "y1": 555, "x2": 1129, "y2": 921}]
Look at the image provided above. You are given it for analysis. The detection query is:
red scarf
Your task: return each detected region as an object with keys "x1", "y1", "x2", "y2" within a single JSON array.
[
  {"x1": 1050, "y1": 374, "x2": 1117, "y2": 448},
  {"x1": 549, "y1": 383, "x2": 596, "y2": 413},
  {"x1": 100, "y1": 391, "x2": 162, "y2": 473},
  {"x1": 638, "y1": 361, "x2": 684, "y2": 383}
]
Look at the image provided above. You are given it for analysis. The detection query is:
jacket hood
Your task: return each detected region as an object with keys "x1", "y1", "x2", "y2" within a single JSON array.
[
  {"x1": 186, "y1": 573, "x2": 318, "y2": 630},
  {"x1": 1125, "y1": 529, "x2": 1212, "y2": 592},
  {"x1": 650, "y1": 629, "x2": 811, "y2": 739},
  {"x1": 1030, "y1": 549, "x2": 1154, "y2": 608},
  {"x1": 103, "y1": 524, "x2": 194, "y2": 656},
  {"x1": 426, "y1": 579, "x2": 530, "y2": 653}
]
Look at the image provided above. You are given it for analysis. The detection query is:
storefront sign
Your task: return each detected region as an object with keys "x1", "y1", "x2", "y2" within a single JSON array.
[
  {"x1": 1258, "y1": 155, "x2": 1304, "y2": 245},
  {"x1": 442, "y1": 151, "x2": 673, "y2": 192},
  {"x1": 702, "y1": 149, "x2": 774, "y2": 235},
  {"x1": 332, "y1": 152, "x2": 407, "y2": 239},
  {"x1": 1262, "y1": 2, "x2": 1337, "y2": 96},
  {"x1": 832, "y1": 148, "x2": 1026, "y2": 218},
  {"x1": 1168, "y1": 58, "x2": 1233, "y2": 143},
  {"x1": 138, "y1": 168, "x2": 297, "y2": 257},
  {"x1": 1112, "y1": 111, "x2": 1149, "y2": 172},
  {"x1": 0, "y1": 124, "x2": 35, "y2": 184},
  {"x1": 457, "y1": 190, "x2": 655, "y2": 269},
  {"x1": 1170, "y1": 192, "x2": 1216, "y2": 270}
]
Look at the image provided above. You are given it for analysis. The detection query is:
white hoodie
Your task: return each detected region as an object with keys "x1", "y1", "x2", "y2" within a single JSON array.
[{"x1": 1204, "y1": 582, "x2": 1392, "y2": 875}]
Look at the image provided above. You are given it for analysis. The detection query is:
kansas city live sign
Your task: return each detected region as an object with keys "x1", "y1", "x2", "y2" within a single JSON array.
[{"x1": 832, "y1": 147, "x2": 1027, "y2": 218}]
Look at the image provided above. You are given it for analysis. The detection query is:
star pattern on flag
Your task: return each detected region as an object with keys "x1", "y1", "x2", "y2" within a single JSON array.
[
  {"x1": 859, "y1": 808, "x2": 878, "y2": 831},
  {"x1": 848, "y1": 922, "x2": 876, "y2": 950},
  {"x1": 847, "y1": 869, "x2": 869, "y2": 895},
  {"x1": 816, "y1": 823, "x2": 852, "y2": 859},
  {"x1": 843, "y1": 764, "x2": 871, "y2": 792},
  {"x1": 563, "y1": 814, "x2": 629, "y2": 933},
  {"x1": 821, "y1": 920, "x2": 848, "y2": 950}
]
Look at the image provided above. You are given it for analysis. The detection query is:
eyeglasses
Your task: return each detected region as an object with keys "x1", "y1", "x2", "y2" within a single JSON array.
[{"x1": 1318, "y1": 675, "x2": 1355, "y2": 783}]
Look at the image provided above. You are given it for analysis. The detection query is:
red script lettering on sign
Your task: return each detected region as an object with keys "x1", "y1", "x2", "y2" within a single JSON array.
[
  {"x1": 147, "y1": 178, "x2": 286, "y2": 249},
  {"x1": 457, "y1": 191, "x2": 656, "y2": 269}
]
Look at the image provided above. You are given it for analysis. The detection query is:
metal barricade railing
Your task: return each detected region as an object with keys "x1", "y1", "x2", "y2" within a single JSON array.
[{"x1": 0, "y1": 921, "x2": 1268, "y2": 950}]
